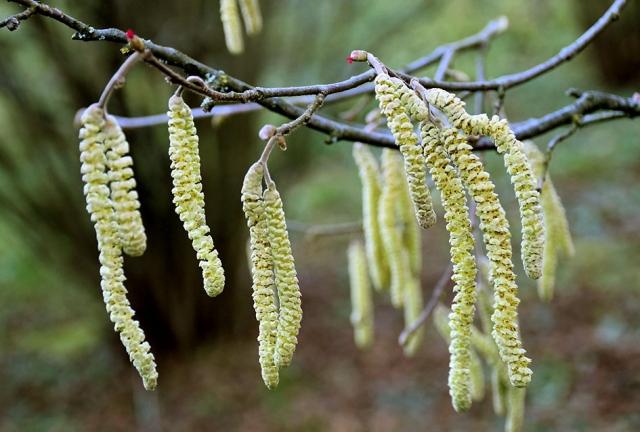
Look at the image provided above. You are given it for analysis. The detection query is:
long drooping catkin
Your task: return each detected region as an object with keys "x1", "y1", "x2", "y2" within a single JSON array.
[
  {"x1": 353, "y1": 143, "x2": 389, "y2": 291},
  {"x1": 103, "y1": 115, "x2": 147, "y2": 257},
  {"x1": 80, "y1": 104, "x2": 158, "y2": 391},
  {"x1": 523, "y1": 141, "x2": 574, "y2": 301},
  {"x1": 437, "y1": 126, "x2": 532, "y2": 389},
  {"x1": 264, "y1": 182, "x2": 302, "y2": 368},
  {"x1": 420, "y1": 120, "x2": 478, "y2": 411},
  {"x1": 242, "y1": 162, "x2": 279, "y2": 389},
  {"x1": 375, "y1": 73, "x2": 436, "y2": 229},
  {"x1": 348, "y1": 239, "x2": 374, "y2": 349},
  {"x1": 379, "y1": 149, "x2": 410, "y2": 309},
  {"x1": 403, "y1": 277, "x2": 424, "y2": 357},
  {"x1": 434, "y1": 304, "x2": 485, "y2": 409},
  {"x1": 399, "y1": 170, "x2": 422, "y2": 277},
  {"x1": 168, "y1": 95, "x2": 225, "y2": 297},
  {"x1": 424, "y1": 88, "x2": 545, "y2": 280},
  {"x1": 238, "y1": 0, "x2": 262, "y2": 35},
  {"x1": 220, "y1": 0, "x2": 244, "y2": 54}
]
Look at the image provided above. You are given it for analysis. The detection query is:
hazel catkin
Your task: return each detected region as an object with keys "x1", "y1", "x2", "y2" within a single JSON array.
[
  {"x1": 220, "y1": 0, "x2": 244, "y2": 55},
  {"x1": 263, "y1": 182, "x2": 302, "y2": 368},
  {"x1": 353, "y1": 143, "x2": 390, "y2": 291},
  {"x1": 238, "y1": 0, "x2": 262, "y2": 35},
  {"x1": 168, "y1": 94, "x2": 225, "y2": 297},
  {"x1": 80, "y1": 104, "x2": 158, "y2": 391},
  {"x1": 375, "y1": 73, "x2": 436, "y2": 230},
  {"x1": 242, "y1": 162, "x2": 279, "y2": 389},
  {"x1": 348, "y1": 239, "x2": 374, "y2": 349},
  {"x1": 103, "y1": 115, "x2": 147, "y2": 257}
]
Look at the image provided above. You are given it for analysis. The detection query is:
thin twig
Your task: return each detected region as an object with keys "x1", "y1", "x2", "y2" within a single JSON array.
[
  {"x1": 434, "y1": 48, "x2": 456, "y2": 82},
  {"x1": 399, "y1": 263, "x2": 454, "y2": 347},
  {"x1": 475, "y1": 42, "x2": 488, "y2": 115},
  {"x1": 287, "y1": 220, "x2": 363, "y2": 239},
  {"x1": 0, "y1": 5, "x2": 35, "y2": 30},
  {"x1": 537, "y1": 124, "x2": 579, "y2": 191},
  {"x1": 97, "y1": 51, "x2": 142, "y2": 111}
]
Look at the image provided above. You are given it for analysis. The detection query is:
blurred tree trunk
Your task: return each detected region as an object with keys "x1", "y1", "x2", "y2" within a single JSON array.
[{"x1": 573, "y1": 0, "x2": 640, "y2": 86}]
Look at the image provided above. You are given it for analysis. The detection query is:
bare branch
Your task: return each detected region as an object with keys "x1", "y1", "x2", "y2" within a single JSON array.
[{"x1": 0, "y1": 4, "x2": 35, "y2": 30}]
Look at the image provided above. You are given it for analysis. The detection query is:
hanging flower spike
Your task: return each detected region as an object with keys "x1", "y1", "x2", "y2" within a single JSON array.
[
  {"x1": 398, "y1": 168, "x2": 422, "y2": 277},
  {"x1": 437, "y1": 126, "x2": 532, "y2": 389},
  {"x1": 103, "y1": 115, "x2": 147, "y2": 257},
  {"x1": 242, "y1": 162, "x2": 279, "y2": 389},
  {"x1": 347, "y1": 239, "x2": 374, "y2": 349},
  {"x1": 220, "y1": 0, "x2": 244, "y2": 55},
  {"x1": 421, "y1": 120, "x2": 478, "y2": 411},
  {"x1": 168, "y1": 94, "x2": 225, "y2": 297},
  {"x1": 263, "y1": 182, "x2": 303, "y2": 368},
  {"x1": 353, "y1": 143, "x2": 390, "y2": 291},
  {"x1": 522, "y1": 141, "x2": 574, "y2": 301},
  {"x1": 80, "y1": 104, "x2": 158, "y2": 391},
  {"x1": 238, "y1": 0, "x2": 262, "y2": 35},
  {"x1": 375, "y1": 73, "x2": 436, "y2": 230},
  {"x1": 390, "y1": 77, "x2": 429, "y2": 122},
  {"x1": 378, "y1": 149, "x2": 410, "y2": 309},
  {"x1": 402, "y1": 277, "x2": 424, "y2": 357},
  {"x1": 423, "y1": 88, "x2": 545, "y2": 280}
]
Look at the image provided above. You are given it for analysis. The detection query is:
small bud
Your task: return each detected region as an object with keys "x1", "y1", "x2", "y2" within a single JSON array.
[
  {"x1": 277, "y1": 136, "x2": 287, "y2": 150},
  {"x1": 126, "y1": 29, "x2": 145, "y2": 51},
  {"x1": 349, "y1": 50, "x2": 368, "y2": 62},
  {"x1": 259, "y1": 124, "x2": 277, "y2": 141}
]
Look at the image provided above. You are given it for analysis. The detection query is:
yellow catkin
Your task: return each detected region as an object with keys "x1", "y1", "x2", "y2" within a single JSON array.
[
  {"x1": 220, "y1": 0, "x2": 244, "y2": 55},
  {"x1": 375, "y1": 73, "x2": 436, "y2": 229},
  {"x1": 506, "y1": 387, "x2": 526, "y2": 432},
  {"x1": 168, "y1": 95, "x2": 225, "y2": 297},
  {"x1": 424, "y1": 89, "x2": 545, "y2": 280},
  {"x1": 347, "y1": 239, "x2": 374, "y2": 349},
  {"x1": 420, "y1": 120, "x2": 478, "y2": 411},
  {"x1": 403, "y1": 276, "x2": 424, "y2": 357},
  {"x1": 522, "y1": 141, "x2": 574, "y2": 301},
  {"x1": 379, "y1": 148, "x2": 410, "y2": 309},
  {"x1": 103, "y1": 115, "x2": 147, "y2": 257},
  {"x1": 353, "y1": 143, "x2": 390, "y2": 291},
  {"x1": 436, "y1": 126, "x2": 532, "y2": 388},
  {"x1": 238, "y1": 0, "x2": 262, "y2": 35},
  {"x1": 434, "y1": 304, "x2": 485, "y2": 408},
  {"x1": 391, "y1": 77, "x2": 429, "y2": 122},
  {"x1": 399, "y1": 170, "x2": 422, "y2": 277},
  {"x1": 80, "y1": 104, "x2": 158, "y2": 391},
  {"x1": 263, "y1": 182, "x2": 303, "y2": 368},
  {"x1": 242, "y1": 162, "x2": 279, "y2": 389}
]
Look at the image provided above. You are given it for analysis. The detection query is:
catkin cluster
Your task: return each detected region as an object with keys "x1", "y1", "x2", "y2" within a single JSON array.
[
  {"x1": 375, "y1": 73, "x2": 436, "y2": 230},
  {"x1": 242, "y1": 163, "x2": 279, "y2": 389},
  {"x1": 348, "y1": 240, "x2": 374, "y2": 349},
  {"x1": 437, "y1": 126, "x2": 532, "y2": 388},
  {"x1": 522, "y1": 141, "x2": 574, "y2": 301},
  {"x1": 79, "y1": 104, "x2": 157, "y2": 391},
  {"x1": 103, "y1": 115, "x2": 147, "y2": 257},
  {"x1": 264, "y1": 182, "x2": 303, "y2": 368},
  {"x1": 424, "y1": 88, "x2": 545, "y2": 281},
  {"x1": 420, "y1": 120, "x2": 478, "y2": 411},
  {"x1": 168, "y1": 94, "x2": 225, "y2": 297}
]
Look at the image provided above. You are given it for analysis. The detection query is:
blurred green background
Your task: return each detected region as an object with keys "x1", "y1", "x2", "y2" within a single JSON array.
[{"x1": 1, "y1": 0, "x2": 639, "y2": 431}]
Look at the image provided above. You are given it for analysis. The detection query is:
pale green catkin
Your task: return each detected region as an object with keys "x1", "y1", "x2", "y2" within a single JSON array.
[
  {"x1": 506, "y1": 387, "x2": 526, "y2": 432},
  {"x1": 437, "y1": 126, "x2": 532, "y2": 388},
  {"x1": 424, "y1": 88, "x2": 545, "y2": 281},
  {"x1": 103, "y1": 115, "x2": 147, "y2": 257},
  {"x1": 403, "y1": 276, "x2": 424, "y2": 357},
  {"x1": 264, "y1": 182, "x2": 303, "y2": 368},
  {"x1": 379, "y1": 148, "x2": 410, "y2": 309},
  {"x1": 348, "y1": 239, "x2": 374, "y2": 349},
  {"x1": 168, "y1": 95, "x2": 225, "y2": 297},
  {"x1": 242, "y1": 162, "x2": 279, "y2": 389},
  {"x1": 421, "y1": 120, "x2": 478, "y2": 411},
  {"x1": 353, "y1": 143, "x2": 390, "y2": 291},
  {"x1": 398, "y1": 168, "x2": 422, "y2": 277},
  {"x1": 220, "y1": 0, "x2": 244, "y2": 55},
  {"x1": 238, "y1": 0, "x2": 262, "y2": 35},
  {"x1": 375, "y1": 73, "x2": 436, "y2": 229},
  {"x1": 522, "y1": 141, "x2": 574, "y2": 301},
  {"x1": 80, "y1": 104, "x2": 158, "y2": 391},
  {"x1": 434, "y1": 304, "x2": 485, "y2": 408},
  {"x1": 492, "y1": 367, "x2": 507, "y2": 416}
]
